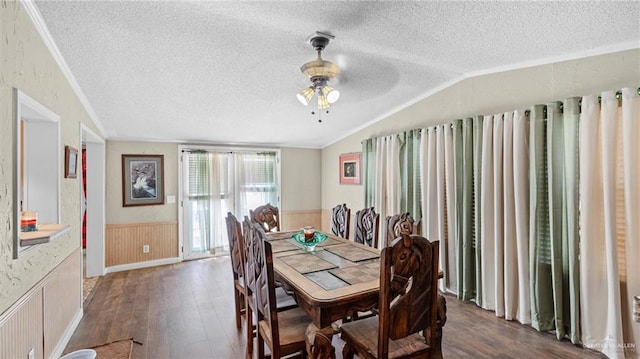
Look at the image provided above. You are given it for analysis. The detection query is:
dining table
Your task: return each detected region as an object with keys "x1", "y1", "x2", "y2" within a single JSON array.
[
  {"x1": 266, "y1": 230, "x2": 381, "y2": 329},
  {"x1": 266, "y1": 229, "x2": 447, "y2": 357}
]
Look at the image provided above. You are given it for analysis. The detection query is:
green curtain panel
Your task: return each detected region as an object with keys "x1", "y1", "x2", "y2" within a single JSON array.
[
  {"x1": 472, "y1": 116, "x2": 484, "y2": 306},
  {"x1": 187, "y1": 151, "x2": 213, "y2": 253},
  {"x1": 529, "y1": 104, "x2": 555, "y2": 331},
  {"x1": 456, "y1": 118, "x2": 478, "y2": 301},
  {"x1": 399, "y1": 129, "x2": 421, "y2": 220},
  {"x1": 529, "y1": 100, "x2": 581, "y2": 339},
  {"x1": 554, "y1": 98, "x2": 581, "y2": 343}
]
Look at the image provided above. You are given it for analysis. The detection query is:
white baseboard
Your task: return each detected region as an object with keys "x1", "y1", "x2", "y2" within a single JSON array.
[
  {"x1": 49, "y1": 307, "x2": 83, "y2": 359},
  {"x1": 105, "y1": 257, "x2": 181, "y2": 273}
]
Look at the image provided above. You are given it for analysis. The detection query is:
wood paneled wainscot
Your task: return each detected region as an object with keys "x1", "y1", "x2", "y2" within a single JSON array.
[
  {"x1": 281, "y1": 209, "x2": 322, "y2": 231},
  {"x1": 106, "y1": 221, "x2": 178, "y2": 267},
  {"x1": 0, "y1": 249, "x2": 82, "y2": 359}
]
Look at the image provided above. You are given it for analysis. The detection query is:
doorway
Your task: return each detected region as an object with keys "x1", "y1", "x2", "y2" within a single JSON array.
[{"x1": 80, "y1": 124, "x2": 105, "y2": 284}]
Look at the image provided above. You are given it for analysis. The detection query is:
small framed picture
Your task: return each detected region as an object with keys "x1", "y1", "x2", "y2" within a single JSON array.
[
  {"x1": 339, "y1": 152, "x2": 361, "y2": 185},
  {"x1": 64, "y1": 146, "x2": 78, "y2": 178},
  {"x1": 122, "y1": 154, "x2": 164, "y2": 207}
]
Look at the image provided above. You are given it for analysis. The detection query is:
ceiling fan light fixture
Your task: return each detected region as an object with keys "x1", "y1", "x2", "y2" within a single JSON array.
[
  {"x1": 296, "y1": 86, "x2": 315, "y2": 105},
  {"x1": 317, "y1": 93, "x2": 330, "y2": 110},
  {"x1": 297, "y1": 31, "x2": 340, "y2": 118},
  {"x1": 322, "y1": 85, "x2": 340, "y2": 104}
]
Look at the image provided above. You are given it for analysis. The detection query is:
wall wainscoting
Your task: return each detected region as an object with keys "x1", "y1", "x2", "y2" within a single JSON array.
[
  {"x1": 105, "y1": 221, "x2": 178, "y2": 267},
  {"x1": 0, "y1": 248, "x2": 82, "y2": 359},
  {"x1": 281, "y1": 209, "x2": 322, "y2": 232}
]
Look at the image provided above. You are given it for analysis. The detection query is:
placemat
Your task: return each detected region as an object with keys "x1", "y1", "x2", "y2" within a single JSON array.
[
  {"x1": 267, "y1": 240, "x2": 300, "y2": 253},
  {"x1": 324, "y1": 244, "x2": 380, "y2": 262},
  {"x1": 316, "y1": 238, "x2": 343, "y2": 247},
  {"x1": 279, "y1": 253, "x2": 338, "y2": 274},
  {"x1": 329, "y1": 262, "x2": 380, "y2": 285},
  {"x1": 306, "y1": 271, "x2": 350, "y2": 291},
  {"x1": 267, "y1": 231, "x2": 298, "y2": 240}
]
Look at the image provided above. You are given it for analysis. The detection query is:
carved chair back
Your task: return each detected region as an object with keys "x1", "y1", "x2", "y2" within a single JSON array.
[
  {"x1": 250, "y1": 203, "x2": 281, "y2": 232},
  {"x1": 242, "y1": 216, "x2": 257, "y2": 299},
  {"x1": 251, "y1": 225, "x2": 283, "y2": 355},
  {"x1": 378, "y1": 234, "x2": 439, "y2": 356},
  {"x1": 384, "y1": 212, "x2": 420, "y2": 247},
  {"x1": 354, "y1": 207, "x2": 380, "y2": 248},
  {"x1": 330, "y1": 203, "x2": 351, "y2": 239},
  {"x1": 225, "y1": 212, "x2": 244, "y2": 280}
]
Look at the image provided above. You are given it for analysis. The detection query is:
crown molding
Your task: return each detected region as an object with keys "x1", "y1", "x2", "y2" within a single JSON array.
[{"x1": 21, "y1": 0, "x2": 108, "y2": 139}]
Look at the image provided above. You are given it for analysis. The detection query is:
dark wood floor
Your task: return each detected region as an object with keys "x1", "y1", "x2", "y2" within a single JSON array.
[{"x1": 65, "y1": 256, "x2": 605, "y2": 359}]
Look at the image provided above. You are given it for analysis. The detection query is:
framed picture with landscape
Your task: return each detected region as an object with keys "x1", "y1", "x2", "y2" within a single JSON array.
[
  {"x1": 339, "y1": 152, "x2": 361, "y2": 185},
  {"x1": 122, "y1": 154, "x2": 164, "y2": 207}
]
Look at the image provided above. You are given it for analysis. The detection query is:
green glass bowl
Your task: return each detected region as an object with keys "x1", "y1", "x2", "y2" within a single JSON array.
[{"x1": 292, "y1": 231, "x2": 328, "y2": 251}]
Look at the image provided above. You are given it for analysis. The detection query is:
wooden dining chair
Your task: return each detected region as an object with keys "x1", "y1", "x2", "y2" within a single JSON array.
[
  {"x1": 340, "y1": 234, "x2": 442, "y2": 359},
  {"x1": 354, "y1": 207, "x2": 380, "y2": 248},
  {"x1": 384, "y1": 212, "x2": 420, "y2": 247},
  {"x1": 225, "y1": 212, "x2": 247, "y2": 329},
  {"x1": 330, "y1": 203, "x2": 351, "y2": 239},
  {"x1": 242, "y1": 217, "x2": 298, "y2": 358},
  {"x1": 250, "y1": 203, "x2": 281, "y2": 232},
  {"x1": 252, "y1": 224, "x2": 314, "y2": 359}
]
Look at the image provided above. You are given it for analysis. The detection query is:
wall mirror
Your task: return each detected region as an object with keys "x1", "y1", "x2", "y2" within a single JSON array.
[{"x1": 13, "y1": 89, "x2": 61, "y2": 258}]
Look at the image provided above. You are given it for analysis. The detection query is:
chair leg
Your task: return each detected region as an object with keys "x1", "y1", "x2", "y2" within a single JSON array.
[
  {"x1": 234, "y1": 289, "x2": 243, "y2": 328},
  {"x1": 246, "y1": 305, "x2": 254, "y2": 359},
  {"x1": 342, "y1": 343, "x2": 355, "y2": 359},
  {"x1": 257, "y1": 332, "x2": 266, "y2": 359}
]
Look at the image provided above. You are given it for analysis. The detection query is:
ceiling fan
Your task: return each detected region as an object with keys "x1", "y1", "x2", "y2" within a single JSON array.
[{"x1": 296, "y1": 31, "x2": 340, "y2": 122}]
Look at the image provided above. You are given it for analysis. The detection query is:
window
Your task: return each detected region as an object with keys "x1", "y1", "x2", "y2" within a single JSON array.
[{"x1": 180, "y1": 146, "x2": 280, "y2": 259}]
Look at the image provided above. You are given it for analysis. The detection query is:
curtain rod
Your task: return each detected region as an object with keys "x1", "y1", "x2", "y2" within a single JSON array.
[{"x1": 361, "y1": 87, "x2": 639, "y2": 143}]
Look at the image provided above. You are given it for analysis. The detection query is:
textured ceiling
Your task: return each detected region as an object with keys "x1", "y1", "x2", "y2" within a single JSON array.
[{"x1": 33, "y1": 1, "x2": 640, "y2": 148}]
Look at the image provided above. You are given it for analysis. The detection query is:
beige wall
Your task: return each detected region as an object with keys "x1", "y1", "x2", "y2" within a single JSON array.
[
  {"x1": 105, "y1": 144, "x2": 321, "y2": 220},
  {"x1": 104, "y1": 143, "x2": 321, "y2": 224},
  {"x1": 103, "y1": 143, "x2": 322, "y2": 262},
  {"x1": 280, "y1": 147, "x2": 322, "y2": 230},
  {"x1": 0, "y1": 2, "x2": 99, "y2": 315},
  {"x1": 106, "y1": 141, "x2": 179, "y2": 224},
  {"x1": 280, "y1": 147, "x2": 321, "y2": 210},
  {"x1": 321, "y1": 49, "x2": 640, "y2": 215}
]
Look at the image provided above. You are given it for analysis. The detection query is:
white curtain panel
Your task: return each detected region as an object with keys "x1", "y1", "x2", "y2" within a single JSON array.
[
  {"x1": 479, "y1": 112, "x2": 530, "y2": 319},
  {"x1": 621, "y1": 87, "x2": 640, "y2": 351},
  {"x1": 421, "y1": 128, "x2": 437, "y2": 238},
  {"x1": 375, "y1": 135, "x2": 400, "y2": 248},
  {"x1": 420, "y1": 126, "x2": 456, "y2": 293},
  {"x1": 511, "y1": 110, "x2": 531, "y2": 324},
  {"x1": 579, "y1": 92, "x2": 625, "y2": 358},
  {"x1": 492, "y1": 114, "x2": 505, "y2": 317},
  {"x1": 480, "y1": 114, "x2": 496, "y2": 311},
  {"x1": 436, "y1": 127, "x2": 446, "y2": 277},
  {"x1": 502, "y1": 112, "x2": 517, "y2": 320},
  {"x1": 473, "y1": 117, "x2": 484, "y2": 306}
]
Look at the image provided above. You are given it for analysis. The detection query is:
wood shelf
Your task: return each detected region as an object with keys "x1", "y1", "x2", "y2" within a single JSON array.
[{"x1": 20, "y1": 223, "x2": 70, "y2": 247}]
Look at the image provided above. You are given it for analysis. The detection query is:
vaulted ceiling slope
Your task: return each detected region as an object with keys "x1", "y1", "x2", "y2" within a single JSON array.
[{"x1": 33, "y1": 1, "x2": 640, "y2": 148}]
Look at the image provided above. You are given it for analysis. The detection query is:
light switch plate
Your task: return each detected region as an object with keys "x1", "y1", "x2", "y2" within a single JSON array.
[{"x1": 166, "y1": 195, "x2": 176, "y2": 204}]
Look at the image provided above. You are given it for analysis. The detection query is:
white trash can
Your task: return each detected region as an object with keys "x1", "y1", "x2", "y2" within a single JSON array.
[{"x1": 59, "y1": 349, "x2": 97, "y2": 359}]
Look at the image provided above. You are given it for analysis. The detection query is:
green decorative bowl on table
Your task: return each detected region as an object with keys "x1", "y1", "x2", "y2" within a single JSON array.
[{"x1": 292, "y1": 231, "x2": 328, "y2": 252}]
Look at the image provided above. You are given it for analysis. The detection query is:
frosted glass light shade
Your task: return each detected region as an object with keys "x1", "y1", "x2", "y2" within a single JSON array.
[
  {"x1": 321, "y1": 86, "x2": 340, "y2": 104},
  {"x1": 297, "y1": 86, "x2": 315, "y2": 105},
  {"x1": 317, "y1": 94, "x2": 330, "y2": 110}
]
